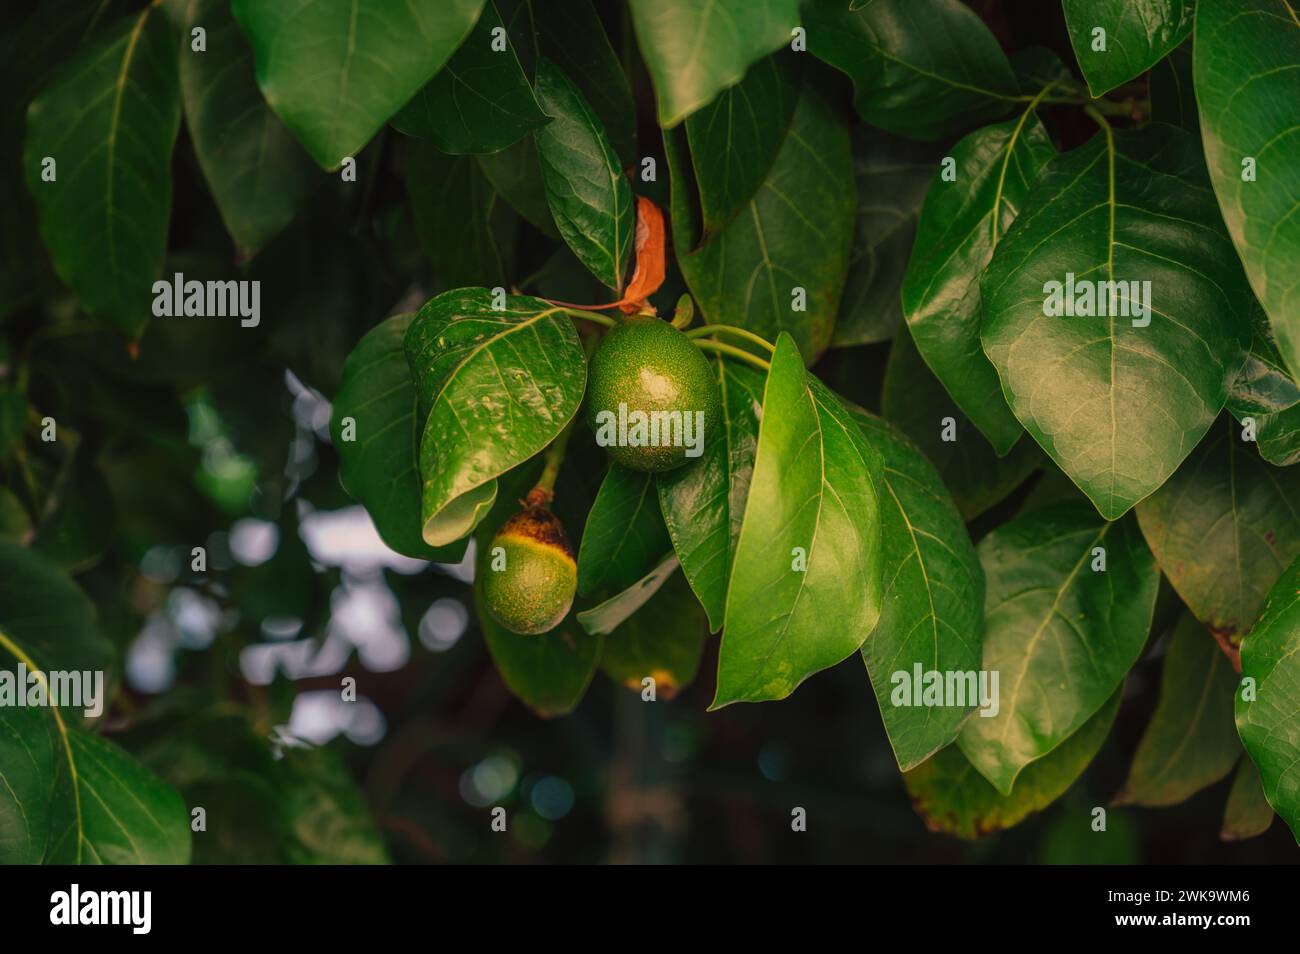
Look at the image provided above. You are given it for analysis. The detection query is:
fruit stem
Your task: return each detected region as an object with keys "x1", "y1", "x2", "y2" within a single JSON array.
[
  {"x1": 690, "y1": 339, "x2": 772, "y2": 373},
  {"x1": 557, "y1": 307, "x2": 618, "y2": 329},
  {"x1": 530, "y1": 413, "x2": 579, "y2": 506},
  {"x1": 685, "y1": 324, "x2": 776, "y2": 354}
]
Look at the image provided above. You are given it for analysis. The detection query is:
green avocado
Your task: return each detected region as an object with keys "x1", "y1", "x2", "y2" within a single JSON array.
[
  {"x1": 585, "y1": 317, "x2": 721, "y2": 473},
  {"x1": 482, "y1": 506, "x2": 577, "y2": 635}
]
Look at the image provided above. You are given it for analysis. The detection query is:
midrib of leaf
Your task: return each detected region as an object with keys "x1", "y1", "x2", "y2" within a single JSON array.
[
  {"x1": 1283, "y1": 0, "x2": 1300, "y2": 31},
  {"x1": 332, "y1": 0, "x2": 359, "y2": 163},
  {"x1": 858, "y1": 22, "x2": 1022, "y2": 104},
  {"x1": 424, "y1": 307, "x2": 564, "y2": 412},
  {"x1": 990, "y1": 83, "x2": 1054, "y2": 246},
  {"x1": 1145, "y1": 648, "x2": 1228, "y2": 789},
  {"x1": 106, "y1": 6, "x2": 154, "y2": 297},
  {"x1": 0, "y1": 627, "x2": 81, "y2": 864}
]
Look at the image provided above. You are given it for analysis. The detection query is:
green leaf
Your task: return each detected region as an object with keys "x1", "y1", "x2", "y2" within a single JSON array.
[
  {"x1": 713, "y1": 334, "x2": 885, "y2": 706},
  {"x1": 1228, "y1": 306, "x2": 1300, "y2": 417},
  {"x1": 476, "y1": 136, "x2": 558, "y2": 236},
  {"x1": 176, "y1": 0, "x2": 317, "y2": 256},
  {"x1": 803, "y1": 0, "x2": 1018, "y2": 141},
  {"x1": 24, "y1": 6, "x2": 180, "y2": 339},
  {"x1": 1258, "y1": 408, "x2": 1300, "y2": 468},
  {"x1": 981, "y1": 123, "x2": 1253, "y2": 519},
  {"x1": 853, "y1": 410, "x2": 985, "y2": 771},
  {"x1": 1062, "y1": 0, "x2": 1193, "y2": 96},
  {"x1": 576, "y1": 553, "x2": 680, "y2": 636},
  {"x1": 1136, "y1": 420, "x2": 1300, "y2": 653},
  {"x1": 33, "y1": 455, "x2": 117, "y2": 573},
  {"x1": 1221, "y1": 757, "x2": 1275, "y2": 842},
  {"x1": 406, "y1": 141, "x2": 512, "y2": 290},
  {"x1": 1115, "y1": 616, "x2": 1241, "y2": 807},
  {"x1": 957, "y1": 502, "x2": 1159, "y2": 794},
  {"x1": 882, "y1": 325, "x2": 1042, "y2": 519},
  {"x1": 578, "y1": 464, "x2": 672, "y2": 597},
  {"x1": 474, "y1": 527, "x2": 602, "y2": 716},
  {"x1": 657, "y1": 358, "x2": 765, "y2": 632},
  {"x1": 904, "y1": 688, "x2": 1121, "y2": 839},
  {"x1": 599, "y1": 571, "x2": 708, "y2": 697},
  {"x1": 1235, "y1": 552, "x2": 1300, "y2": 843},
  {"x1": 1195, "y1": 0, "x2": 1300, "y2": 382},
  {"x1": 902, "y1": 112, "x2": 1055, "y2": 453},
  {"x1": 277, "y1": 745, "x2": 389, "y2": 864},
  {"x1": 1149, "y1": 40, "x2": 1198, "y2": 137},
  {"x1": 230, "y1": 0, "x2": 485, "y2": 169},
  {"x1": 533, "y1": 58, "x2": 634, "y2": 291},
  {"x1": 404, "y1": 289, "x2": 586, "y2": 547},
  {"x1": 330, "y1": 313, "x2": 468, "y2": 562},
  {"x1": 628, "y1": 0, "x2": 801, "y2": 127},
  {"x1": 834, "y1": 128, "x2": 945, "y2": 347},
  {"x1": 533, "y1": 0, "x2": 637, "y2": 166},
  {"x1": 669, "y1": 83, "x2": 854, "y2": 363},
  {"x1": 392, "y1": 1, "x2": 547, "y2": 155},
  {"x1": 0, "y1": 706, "x2": 52, "y2": 864},
  {"x1": 684, "y1": 51, "x2": 799, "y2": 236}
]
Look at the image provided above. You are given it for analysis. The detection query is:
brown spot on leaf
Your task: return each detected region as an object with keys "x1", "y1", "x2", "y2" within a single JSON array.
[{"x1": 1208, "y1": 624, "x2": 1243, "y2": 673}]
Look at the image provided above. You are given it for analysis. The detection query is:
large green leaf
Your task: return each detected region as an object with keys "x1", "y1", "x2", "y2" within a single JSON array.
[
  {"x1": 231, "y1": 0, "x2": 485, "y2": 169},
  {"x1": 476, "y1": 136, "x2": 558, "y2": 236},
  {"x1": 628, "y1": 0, "x2": 801, "y2": 127},
  {"x1": 1221, "y1": 757, "x2": 1275, "y2": 842},
  {"x1": 657, "y1": 358, "x2": 764, "y2": 632},
  {"x1": 533, "y1": 58, "x2": 634, "y2": 291},
  {"x1": 330, "y1": 314, "x2": 467, "y2": 562},
  {"x1": 406, "y1": 142, "x2": 512, "y2": 290},
  {"x1": 24, "y1": 5, "x2": 180, "y2": 339},
  {"x1": 1062, "y1": 0, "x2": 1194, "y2": 96},
  {"x1": 392, "y1": 1, "x2": 546, "y2": 155},
  {"x1": 834, "y1": 128, "x2": 945, "y2": 347},
  {"x1": 1195, "y1": 0, "x2": 1300, "y2": 382},
  {"x1": 576, "y1": 553, "x2": 680, "y2": 636},
  {"x1": 669, "y1": 84, "x2": 854, "y2": 363},
  {"x1": 1115, "y1": 616, "x2": 1241, "y2": 806},
  {"x1": 882, "y1": 326, "x2": 1042, "y2": 520},
  {"x1": 1235, "y1": 552, "x2": 1300, "y2": 842},
  {"x1": 578, "y1": 464, "x2": 671, "y2": 597},
  {"x1": 803, "y1": 0, "x2": 1019, "y2": 141},
  {"x1": 957, "y1": 502, "x2": 1159, "y2": 794},
  {"x1": 713, "y1": 334, "x2": 884, "y2": 706},
  {"x1": 0, "y1": 705, "x2": 52, "y2": 865},
  {"x1": 904, "y1": 688, "x2": 1121, "y2": 839},
  {"x1": 853, "y1": 410, "x2": 984, "y2": 771},
  {"x1": 176, "y1": 0, "x2": 317, "y2": 257},
  {"x1": 404, "y1": 289, "x2": 586, "y2": 547},
  {"x1": 902, "y1": 113, "x2": 1055, "y2": 453},
  {"x1": 1228, "y1": 307, "x2": 1300, "y2": 417},
  {"x1": 1136, "y1": 420, "x2": 1300, "y2": 655},
  {"x1": 981, "y1": 123, "x2": 1253, "y2": 519},
  {"x1": 598, "y1": 571, "x2": 708, "y2": 697},
  {"x1": 684, "y1": 51, "x2": 799, "y2": 237}
]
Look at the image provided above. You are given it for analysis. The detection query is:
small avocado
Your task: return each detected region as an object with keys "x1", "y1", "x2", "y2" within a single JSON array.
[
  {"x1": 586, "y1": 317, "x2": 721, "y2": 473},
  {"x1": 482, "y1": 506, "x2": 577, "y2": 635}
]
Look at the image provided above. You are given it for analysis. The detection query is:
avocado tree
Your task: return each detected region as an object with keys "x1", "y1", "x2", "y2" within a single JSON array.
[{"x1": 1, "y1": 0, "x2": 1298, "y2": 864}]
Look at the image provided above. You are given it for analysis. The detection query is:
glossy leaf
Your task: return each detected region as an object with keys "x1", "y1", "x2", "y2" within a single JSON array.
[
  {"x1": 534, "y1": 58, "x2": 634, "y2": 290},
  {"x1": 1235, "y1": 552, "x2": 1300, "y2": 842},
  {"x1": 230, "y1": 0, "x2": 485, "y2": 169},
  {"x1": 578, "y1": 463, "x2": 672, "y2": 597},
  {"x1": 1195, "y1": 0, "x2": 1300, "y2": 382},
  {"x1": 1062, "y1": 0, "x2": 1193, "y2": 96},
  {"x1": 628, "y1": 0, "x2": 801, "y2": 127},
  {"x1": 1227, "y1": 307, "x2": 1300, "y2": 417},
  {"x1": 1221, "y1": 757, "x2": 1275, "y2": 842},
  {"x1": 598, "y1": 571, "x2": 708, "y2": 697},
  {"x1": 330, "y1": 314, "x2": 467, "y2": 562},
  {"x1": 577, "y1": 553, "x2": 680, "y2": 636},
  {"x1": 902, "y1": 113, "x2": 1055, "y2": 453},
  {"x1": 684, "y1": 51, "x2": 799, "y2": 236},
  {"x1": 803, "y1": 0, "x2": 1018, "y2": 141},
  {"x1": 713, "y1": 335, "x2": 885, "y2": 706},
  {"x1": 392, "y1": 1, "x2": 547, "y2": 155},
  {"x1": 176, "y1": 0, "x2": 317, "y2": 256},
  {"x1": 24, "y1": 6, "x2": 180, "y2": 339},
  {"x1": 476, "y1": 136, "x2": 558, "y2": 237},
  {"x1": 1115, "y1": 616, "x2": 1241, "y2": 806},
  {"x1": 1137, "y1": 421, "x2": 1300, "y2": 661},
  {"x1": 404, "y1": 289, "x2": 586, "y2": 546},
  {"x1": 835, "y1": 128, "x2": 945, "y2": 347},
  {"x1": 981, "y1": 124, "x2": 1253, "y2": 519},
  {"x1": 905, "y1": 689, "x2": 1121, "y2": 839},
  {"x1": 957, "y1": 502, "x2": 1159, "y2": 794},
  {"x1": 670, "y1": 84, "x2": 854, "y2": 363},
  {"x1": 882, "y1": 326, "x2": 1042, "y2": 519},
  {"x1": 853, "y1": 410, "x2": 985, "y2": 771},
  {"x1": 657, "y1": 358, "x2": 764, "y2": 631}
]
